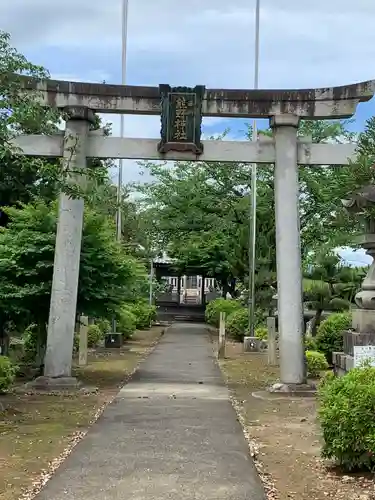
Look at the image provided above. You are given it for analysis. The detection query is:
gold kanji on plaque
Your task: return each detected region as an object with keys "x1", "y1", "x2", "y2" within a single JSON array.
[{"x1": 158, "y1": 85, "x2": 205, "y2": 155}]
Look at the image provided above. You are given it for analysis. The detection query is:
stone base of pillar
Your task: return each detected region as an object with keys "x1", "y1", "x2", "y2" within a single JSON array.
[
  {"x1": 351, "y1": 308, "x2": 375, "y2": 334},
  {"x1": 268, "y1": 381, "x2": 316, "y2": 396},
  {"x1": 252, "y1": 381, "x2": 316, "y2": 401},
  {"x1": 24, "y1": 376, "x2": 83, "y2": 392}
]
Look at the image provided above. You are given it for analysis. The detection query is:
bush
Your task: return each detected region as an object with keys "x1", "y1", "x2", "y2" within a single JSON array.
[
  {"x1": 226, "y1": 308, "x2": 248, "y2": 341},
  {"x1": 22, "y1": 323, "x2": 47, "y2": 366},
  {"x1": 0, "y1": 356, "x2": 17, "y2": 393},
  {"x1": 131, "y1": 302, "x2": 157, "y2": 330},
  {"x1": 74, "y1": 323, "x2": 104, "y2": 350},
  {"x1": 304, "y1": 336, "x2": 317, "y2": 351},
  {"x1": 318, "y1": 365, "x2": 375, "y2": 471},
  {"x1": 117, "y1": 306, "x2": 137, "y2": 339},
  {"x1": 305, "y1": 350, "x2": 329, "y2": 377},
  {"x1": 205, "y1": 298, "x2": 242, "y2": 327},
  {"x1": 96, "y1": 319, "x2": 111, "y2": 336},
  {"x1": 315, "y1": 312, "x2": 351, "y2": 364},
  {"x1": 22, "y1": 323, "x2": 38, "y2": 362},
  {"x1": 255, "y1": 326, "x2": 268, "y2": 340},
  {"x1": 87, "y1": 324, "x2": 103, "y2": 347}
]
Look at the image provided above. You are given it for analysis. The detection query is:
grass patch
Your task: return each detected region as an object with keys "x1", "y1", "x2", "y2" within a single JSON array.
[{"x1": 221, "y1": 354, "x2": 279, "y2": 391}]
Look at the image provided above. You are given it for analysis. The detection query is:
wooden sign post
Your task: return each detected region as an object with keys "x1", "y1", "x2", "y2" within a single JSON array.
[{"x1": 267, "y1": 316, "x2": 277, "y2": 365}]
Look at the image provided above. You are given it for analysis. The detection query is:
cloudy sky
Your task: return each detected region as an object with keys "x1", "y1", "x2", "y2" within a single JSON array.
[{"x1": 2, "y1": 0, "x2": 374, "y2": 265}]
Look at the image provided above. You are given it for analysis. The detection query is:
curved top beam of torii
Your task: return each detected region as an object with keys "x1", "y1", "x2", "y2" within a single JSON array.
[{"x1": 20, "y1": 77, "x2": 375, "y2": 119}]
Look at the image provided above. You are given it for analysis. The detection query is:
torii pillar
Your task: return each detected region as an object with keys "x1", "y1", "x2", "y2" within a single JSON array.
[
  {"x1": 271, "y1": 115, "x2": 305, "y2": 387},
  {"x1": 38, "y1": 106, "x2": 95, "y2": 388}
]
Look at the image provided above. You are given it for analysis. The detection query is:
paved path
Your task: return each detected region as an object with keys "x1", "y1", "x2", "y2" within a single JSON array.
[{"x1": 36, "y1": 324, "x2": 266, "y2": 500}]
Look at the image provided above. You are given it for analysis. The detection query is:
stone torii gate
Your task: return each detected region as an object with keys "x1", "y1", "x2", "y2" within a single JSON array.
[{"x1": 13, "y1": 77, "x2": 375, "y2": 389}]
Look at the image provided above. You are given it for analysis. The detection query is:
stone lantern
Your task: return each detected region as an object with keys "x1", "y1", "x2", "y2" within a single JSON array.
[
  {"x1": 342, "y1": 185, "x2": 375, "y2": 318},
  {"x1": 333, "y1": 186, "x2": 375, "y2": 374}
]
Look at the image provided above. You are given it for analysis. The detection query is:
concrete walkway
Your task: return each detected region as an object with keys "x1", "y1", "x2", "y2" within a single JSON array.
[{"x1": 36, "y1": 324, "x2": 266, "y2": 500}]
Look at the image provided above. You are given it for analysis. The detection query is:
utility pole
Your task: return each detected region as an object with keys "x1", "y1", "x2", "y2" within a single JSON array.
[
  {"x1": 248, "y1": 0, "x2": 260, "y2": 337},
  {"x1": 113, "y1": 0, "x2": 129, "y2": 338},
  {"x1": 116, "y1": 0, "x2": 129, "y2": 243}
]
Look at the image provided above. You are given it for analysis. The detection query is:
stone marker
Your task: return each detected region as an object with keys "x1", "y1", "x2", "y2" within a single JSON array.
[
  {"x1": 267, "y1": 316, "x2": 277, "y2": 365},
  {"x1": 218, "y1": 312, "x2": 226, "y2": 359},
  {"x1": 79, "y1": 316, "x2": 88, "y2": 366}
]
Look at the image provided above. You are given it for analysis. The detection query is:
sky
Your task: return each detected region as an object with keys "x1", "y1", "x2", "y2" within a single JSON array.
[{"x1": 2, "y1": 0, "x2": 375, "y2": 266}]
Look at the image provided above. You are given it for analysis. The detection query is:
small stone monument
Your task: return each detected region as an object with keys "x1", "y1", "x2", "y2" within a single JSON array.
[{"x1": 333, "y1": 185, "x2": 375, "y2": 375}]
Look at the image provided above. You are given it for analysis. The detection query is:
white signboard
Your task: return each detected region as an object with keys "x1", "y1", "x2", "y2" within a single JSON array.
[{"x1": 353, "y1": 345, "x2": 375, "y2": 368}]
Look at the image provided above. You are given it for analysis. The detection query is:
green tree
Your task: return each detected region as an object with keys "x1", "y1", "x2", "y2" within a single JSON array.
[
  {"x1": 303, "y1": 252, "x2": 361, "y2": 335},
  {"x1": 0, "y1": 30, "x2": 60, "y2": 226},
  {"x1": 0, "y1": 201, "x2": 147, "y2": 365},
  {"x1": 0, "y1": 30, "x2": 109, "y2": 227},
  {"x1": 135, "y1": 120, "x2": 357, "y2": 304}
]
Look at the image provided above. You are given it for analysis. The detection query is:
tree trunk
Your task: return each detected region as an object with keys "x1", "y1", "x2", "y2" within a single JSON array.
[
  {"x1": 0, "y1": 317, "x2": 9, "y2": 356},
  {"x1": 229, "y1": 278, "x2": 237, "y2": 297},
  {"x1": 311, "y1": 309, "x2": 323, "y2": 337},
  {"x1": 35, "y1": 323, "x2": 47, "y2": 375},
  {"x1": 0, "y1": 331, "x2": 9, "y2": 357},
  {"x1": 222, "y1": 283, "x2": 230, "y2": 298}
]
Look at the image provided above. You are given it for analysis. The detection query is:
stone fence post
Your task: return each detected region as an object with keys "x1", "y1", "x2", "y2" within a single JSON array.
[
  {"x1": 267, "y1": 316, "x2": 277, "y2": 365},
  {"x1": 79, "y1": 316, "x2": 89, "y2": 366},
  {"x1": 218, "y1": 312, "x2": 226, "y2": 359}
]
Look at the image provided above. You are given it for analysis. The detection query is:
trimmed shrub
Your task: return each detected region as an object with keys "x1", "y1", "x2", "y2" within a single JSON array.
[
  {"x1": 318, "y1": 365, "x2": 375, "y2": 471},
  {"x1": 87, "y1": 324, "x2": 103, "y2": 347},
  {"x1": 22, "y1": 323, "x2": 47, "y2": 366},
  {"x1": 96, "y1": 319, "x2": 111, "y2": 336},
  {"x1": 255, "y1": 326, "x2": 268, "y2": 341},
  {"x1": 131, "y1": 302, "x2": 157, "y2": 330},
  {"x1": 0, "y1": 356, "x2": 17, "y2": 393},
  {"x1": 304, "y1": 336, "x2": 318, "y2": 352},
  {"x1": 205, "y1": 298, "x2": 242, "y2": 327},
  {"x1": 305, "y1": 350, "x2": 329, "y2": 377},
  {"x1": 315, "y1": 312, "x2": 351, "y2": 364},
  {"x1": 117, "y1": 306, "x2": 137, "y2": 339},
  {"x1": 226, "y1": 308, "x2": 248, "y2": 341}
]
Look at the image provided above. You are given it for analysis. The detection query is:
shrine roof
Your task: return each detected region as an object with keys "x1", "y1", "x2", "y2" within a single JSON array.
[{"x1": 152, "y1": 259, "x2": 208, "y2": 277}]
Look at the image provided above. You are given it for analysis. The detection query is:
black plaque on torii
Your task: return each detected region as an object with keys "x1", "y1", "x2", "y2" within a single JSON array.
[{"x1": 158, "y1": 84, "x2": 205, "y2": 155}]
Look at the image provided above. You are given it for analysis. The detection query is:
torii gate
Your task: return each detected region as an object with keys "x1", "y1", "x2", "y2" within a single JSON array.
[{"x1": 13, "y1": 77, "x2": 374, "y2": 389}]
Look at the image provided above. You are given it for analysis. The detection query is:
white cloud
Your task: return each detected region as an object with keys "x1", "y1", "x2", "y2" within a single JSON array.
[
  {"x1": 3, "y1": 1, "x2": 375, "y2": 196},
  {"x1": 3, "y1": 0, "x2": 375, "y2": 88}
]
